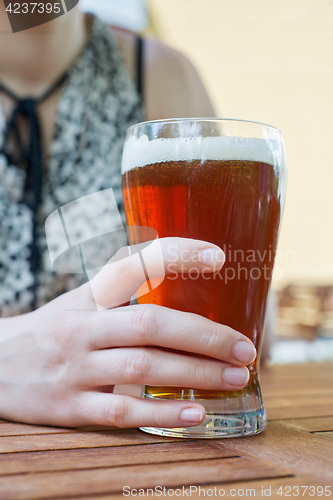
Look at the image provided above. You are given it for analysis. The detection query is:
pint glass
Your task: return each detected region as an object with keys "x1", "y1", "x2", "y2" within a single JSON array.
[{"x1": 122, "y1": 118, "x2": 286, "y2": 438}]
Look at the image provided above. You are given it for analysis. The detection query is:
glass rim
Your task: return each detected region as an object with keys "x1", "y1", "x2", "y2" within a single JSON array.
[{"x1": 126, "y1": 117, "x2": 282, "y2": 135}]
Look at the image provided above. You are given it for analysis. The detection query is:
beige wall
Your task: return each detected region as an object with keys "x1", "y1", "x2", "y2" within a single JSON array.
[{"x1": 149, "y1": 0, "x2": 333, "y2": 287}]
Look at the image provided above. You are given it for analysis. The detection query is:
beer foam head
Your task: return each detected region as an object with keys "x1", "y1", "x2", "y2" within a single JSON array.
[{"x1": 122, "y1": 136, "x2": 284, "y2": 173}]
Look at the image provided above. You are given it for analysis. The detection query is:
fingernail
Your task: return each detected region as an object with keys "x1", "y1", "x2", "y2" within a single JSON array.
[
  {"x1": 233, "y1": 341, "x2": 257, "y2": 364},
  {"x1": 180, "y1": 407, "x2": 205, "y2": 423},
  {"x1": 199, "y1": 248, "x2": 225, "y2": 267},
  {"x1": 223, "y1": 367, "x2": 250, "y2": 386}
]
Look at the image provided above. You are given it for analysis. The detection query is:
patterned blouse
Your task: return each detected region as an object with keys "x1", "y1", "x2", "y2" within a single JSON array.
[{"x1": 0, "y1": 17, "x2": 144, "y2": 316}]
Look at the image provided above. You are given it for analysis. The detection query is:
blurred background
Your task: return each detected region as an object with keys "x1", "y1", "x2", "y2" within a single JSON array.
[{"x1": 80, "y1": 0, "x2": 333, "y2": 363}]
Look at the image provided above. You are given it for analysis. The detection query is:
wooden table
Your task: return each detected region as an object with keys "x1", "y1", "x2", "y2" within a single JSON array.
[{"x1": 0, "y1": 362, "x2": 332, "y2": 499}]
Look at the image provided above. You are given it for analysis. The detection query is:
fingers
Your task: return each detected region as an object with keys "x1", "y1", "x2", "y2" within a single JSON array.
[
  {"x1": 76, "y1": 393, "x2": 206, "y2": 428},
  {"x1": 86, "y1": 347, "x2": 250, "y2": 391},
  {"x1": 88, "y1": 305, "x2": 256, "y2": 366},
  {"x1": 87, "y1": 237, "x2": 225, "y2": 309}
]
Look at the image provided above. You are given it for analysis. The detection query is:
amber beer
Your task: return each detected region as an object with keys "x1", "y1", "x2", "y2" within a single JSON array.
[
  {"x1": 122, "y1": 136, "x2": 281, "y2": 401},
  {"x1": 122, "y1": 122, "x2": 286, "y2": 438}
]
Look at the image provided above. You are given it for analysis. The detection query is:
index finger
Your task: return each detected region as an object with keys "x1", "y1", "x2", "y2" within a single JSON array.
[{"x1": 88, "y1": 237, "x2": 225, "y2": 310}]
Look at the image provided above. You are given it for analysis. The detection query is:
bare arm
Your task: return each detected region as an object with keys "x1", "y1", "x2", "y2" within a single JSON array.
[
  {"x1": 0, "y1": 239, "x2": 255, "y2": 428},
  {"x1": 112, "y1": 28, "x2": 215, "y2": 120},
  {"x1": 144, "y1": 37, "x2": 215, "y2": 120}
]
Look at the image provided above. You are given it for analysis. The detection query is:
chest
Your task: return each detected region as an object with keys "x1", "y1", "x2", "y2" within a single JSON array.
[{"x1": 0, "y1": 89, "x2": 61, "y2": 168}]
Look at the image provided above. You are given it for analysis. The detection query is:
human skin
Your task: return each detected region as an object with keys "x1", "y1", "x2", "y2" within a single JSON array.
[
  {"x1": 0, "y1": 5, "x2": 256, "y2": 428},
  {"x1": 0, "y1": 238, "x2": 256, "y2": 428}
]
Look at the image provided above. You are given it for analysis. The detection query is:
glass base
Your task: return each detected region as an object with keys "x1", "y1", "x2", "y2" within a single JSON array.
[
  {"x1": 140, "y1": 376, "x2": 266, "y2": 438},
  {"x1": 140, "y1": 406, "x2": 266, "y2": 439}
]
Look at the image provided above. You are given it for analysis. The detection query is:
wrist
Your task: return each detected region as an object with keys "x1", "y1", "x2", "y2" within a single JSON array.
[{"x1": 0, "y1": 312, "x2": 32, "y2": 338}]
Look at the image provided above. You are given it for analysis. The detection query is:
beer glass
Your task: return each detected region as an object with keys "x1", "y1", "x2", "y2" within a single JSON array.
[{"x1": 122, "y1": 118, "x2": 286, "y2": 438}]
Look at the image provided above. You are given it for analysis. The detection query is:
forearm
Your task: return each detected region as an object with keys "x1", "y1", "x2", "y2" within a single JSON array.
[{"x1": 0, "y1": 312, "x2": 32, "y2": 338}]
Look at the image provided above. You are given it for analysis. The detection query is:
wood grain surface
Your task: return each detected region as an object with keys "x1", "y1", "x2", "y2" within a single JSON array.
[{"x1": 0, "y1": 362, "x2": 332, "y2": 499}]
